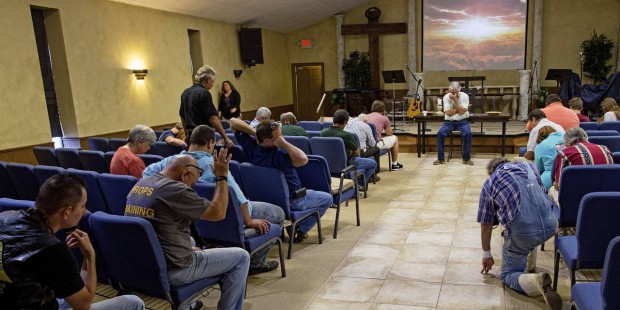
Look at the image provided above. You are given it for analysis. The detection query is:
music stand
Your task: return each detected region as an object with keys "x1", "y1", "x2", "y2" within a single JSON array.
[
  {"x1": 381, "y1": 70, "x2": 406, "y2": 131},
  {"x1": 545, "y1": 69, "x2": 572, "y2": 94}
]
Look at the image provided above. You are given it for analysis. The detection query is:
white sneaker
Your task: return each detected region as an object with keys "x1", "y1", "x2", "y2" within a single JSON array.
[{"x1": 518, "y1": 272, "x2": 562, "y2": 310}]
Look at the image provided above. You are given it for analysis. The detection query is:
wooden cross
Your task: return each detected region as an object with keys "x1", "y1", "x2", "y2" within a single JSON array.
[{"x1": 341, "y1": 7, "x2": 407, "y2": 90}]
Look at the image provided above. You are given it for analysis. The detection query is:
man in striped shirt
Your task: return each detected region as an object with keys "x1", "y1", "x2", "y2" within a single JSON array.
[
  {"x1": 549, "y1": 127, "x2": 614, "y2": 201},
  {"x1": 478, "y1": 158, "x2": 561, "y2": 310}
]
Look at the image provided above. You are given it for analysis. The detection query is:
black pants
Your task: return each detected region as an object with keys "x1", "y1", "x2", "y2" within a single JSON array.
[{"x1": 361, "y1": 147, "x2": 381, "y2": 173}]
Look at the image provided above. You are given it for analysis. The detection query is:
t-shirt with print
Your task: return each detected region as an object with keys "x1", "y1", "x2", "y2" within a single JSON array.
[{"x1": 124, "y1": 172, "x2": 209, "y2": 269}]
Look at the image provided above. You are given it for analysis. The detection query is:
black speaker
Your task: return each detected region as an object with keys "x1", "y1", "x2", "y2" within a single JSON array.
[{"x1": 239, "y1": 28, "x2": 263, "y2": 66}]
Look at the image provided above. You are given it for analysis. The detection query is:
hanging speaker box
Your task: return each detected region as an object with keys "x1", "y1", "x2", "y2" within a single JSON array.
[{"x1": 239, "y1": 28, "x2": 264, "y2": 66}]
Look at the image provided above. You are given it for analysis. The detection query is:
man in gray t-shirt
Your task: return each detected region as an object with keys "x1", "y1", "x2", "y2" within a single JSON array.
[{"x1": 125, "y1": 153, "x2": 249, "y2": 310}]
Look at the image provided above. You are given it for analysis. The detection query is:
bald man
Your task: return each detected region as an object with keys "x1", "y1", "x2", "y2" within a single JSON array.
[{"x1": 125, "y1": 153, "x2": 249, "y2": 310}]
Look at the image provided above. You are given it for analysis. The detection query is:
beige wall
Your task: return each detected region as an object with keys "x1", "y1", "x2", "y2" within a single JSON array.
[{"x1": 0, "y1": 0, "x2": 292, "y2": 150}]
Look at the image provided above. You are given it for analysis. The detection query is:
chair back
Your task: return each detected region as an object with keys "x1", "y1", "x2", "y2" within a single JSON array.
[
  {"x1": 576, "y1": 192, "x2": 620, "y2": 264},
  {"x1": 579, "y1": 122, "x2": 599, "y2": 131},
  {"x1": 89, "y1": 212, "x2": 171, "y2": 299},
  {"x1": 108, "y1": 138, "x2": 127, "y2": 152},
  {"x1": 589, "y1": 136, "x2": 620, "y2": 152},
  {"x1": 104, "y1": 151, "x2": 115, "y2": 168},
  {"x1": 6, "y1": 163, "x2": 39, "y2": 201},
  {"x1": 298, "y1": 121, "x2": 322, "y2": 131},
  {"x1": 228, "y1": 160, "x2": 243, "y2": 193},
  {"x1": 296, "y1": 155, "x2": 331, "y2": 193},
  {"x1": 306, "y1": 130, "x2": 321, "y2": 138},
  {"x1": 78, "y1": 150, "x2": 109, "y2": 173},
  {"x1": 0, "y1": 198, "x2": 34, "y2": 212},
  {"x1": 368, "y1": 123, "x2": 380, "y2": 142},
  {"x1": 97, "y1": 173, "x2": 138, "y2": 215},
  {"x1": 0, "y1": 162, "x2": 18, "y2": 199},
  {"x1": 88, "y1": 137, "x2": 111, "y2": 152},
  {"x1": 220, "y1": 120, "x2": 230, "y2": 129},
  {"x1": 613, "y1": 152, "x2": 620, "y2": 164},
  {"x1": 599, "y1": 121, "x2": 620, "y2": 133},
  {"x1": 33, "y1": 146, "x2": 59, "y2": 166},
  {"x1": 309, "y1": 137, "x2": 348, "y2": 175},
  {"x1": 139, "y1": 154, "x2": 164, "y2": 167},
  {"x1": 33, "y1": 165, "x2": 65, "y2": 187},
  {"x1": 585, "y1": 130, "x2": 620, "y2": 137},
  {"x1": 285, "y1": 136, "x2": 311, "y2": 154},
  {"x1": 226, "y1": 133, "x2": 239, "y2": 145},
  {"x1": 558, "y1": 165, "x2": 620, "y2": 227},
  {"x1": 239, "y1": 163, "x2": 290, "y2": 217},
  {"x1": 321, "y1": 122, "x2": 333, "y2": 129},
  {"x1": 147, "y1": 142, "x2": 183, "y2": 158},
  {"x1": 602, "y1": 236, "x2": 620, "y2": 308},
  {"x1": 154, "y1": 130, "x2": 163, "y2": 140},
  {"x1": 193, "y1": 183, "x2": 245, "y2": 245},
  {"x1": 67, "y1": 168, "x2": 109, "y2": 213},
  {"x1": 228, "y1": 145, "x2": 248, "y2": 163},
  {"x1": 56, "y1": 148, "x2": 83, "y2": 170}
]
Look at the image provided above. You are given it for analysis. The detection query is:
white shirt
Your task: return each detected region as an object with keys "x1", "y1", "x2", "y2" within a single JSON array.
[
  {"x1": 443, "y1": 92, "x2": 470, "y2": 121},
  {"x1": 344, "y1": 118, "x2": 376, "y2": 150},
  {"x1": 603, "y1": 111, "x2": 619, "y2": 122},
  {"x1": 527, "y1": 118, "x2": 565, "y2": 152}
]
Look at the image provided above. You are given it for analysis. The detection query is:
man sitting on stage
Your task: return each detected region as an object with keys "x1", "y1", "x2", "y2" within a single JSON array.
[{"x1": 434, "y1": 81, "x2": 473, "y2": 165}]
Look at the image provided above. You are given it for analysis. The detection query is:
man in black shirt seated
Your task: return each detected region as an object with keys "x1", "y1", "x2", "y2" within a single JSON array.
[{"x1": 0, "y1": 173, "x2": 144, "y2": 310}]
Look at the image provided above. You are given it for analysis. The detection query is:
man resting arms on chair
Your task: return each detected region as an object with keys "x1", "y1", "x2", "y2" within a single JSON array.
[
  {"x1": 125, "y1": 152, "x2": 249, "y2": 310},
  {"x1": 143, "y1": 125, "x2": 284, "y2": 275}
]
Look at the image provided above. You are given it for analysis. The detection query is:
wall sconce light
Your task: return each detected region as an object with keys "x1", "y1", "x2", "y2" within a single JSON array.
[
  {"x1": 133, "y1": 69, "x2": 148, "y2": 80},
  {"x1": 233, "y1": 70, "x2": 243, "y2": 78}
]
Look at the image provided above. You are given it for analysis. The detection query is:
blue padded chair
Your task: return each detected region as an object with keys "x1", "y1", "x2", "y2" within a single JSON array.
[
  {"x1": 33, "y1": 146, "x2": 59, "y2": 166},
  {"x1": 368, "y1": 123, "x2": 392, "y2": 171},
  {"x1": 557, "y1": 165, "x2": 620, "y2": 228},
  {"x1": 306, "y1": 130, "x2": 321, "y2": 138},
  {"x1": 571, "y1": 236, "x2": 620, "y2": 310},
  {"x1": 228, "y1": 145, "x2": 248, "y2": 163},
  {"x1": 297, "y1": 121, "x2": 322, "y2": 131},
  {"x1": 297, "y1": 155, "x2": 359, "y2": 239},
  {"x1": 585, "y1": 130, "x2": 620, "y2": 137},
  {"x1": 139, "y1": 154, "x2": 164, "y2": 167},
  {"x1": 78, "y1": 150, "x2": 109, "y2": 174},
  {"x1": 6, "y1": 163, "x2": 39, "y2": 201},
  {"x1": 309, "y1": 137, "x2": 367, "y2": 197},
  {"x1": 599, "y1": 121, "x2": 620, "y2": 133},
  {"x1": 89, "y1": 212, "x2": 221, "y2": 310},
  {"x1": 67, "y1": 168, "x2": 109, "y2": 214},
  {"x1": 154, "y1": 130, "x2": 163, "y2": 140},
  {"x1": 0, "y1": 162, "x2": 18, "y2": 199},
  {"x1": 588, "y1": 136, "x2": 620, "y2": 152},
  {"x1": 87, "y1": 137, "x2": 110, "y2": 152},
  {"x1": 554, "y1": 192, "x2": 620, "y2": 290},
  {"x1": 613, "y1": 152, "x2": 620, "y2": 164},
  {"x1": 108, "y1": 138, "x2": 126, "y2": 152},
  {"x1": 104, "y1": 151, "x2": 115, "y2": 169},
  {"x1": 285, "y1": 136, "x2": 311, "y2": 154},
  {"x1": 215, "y1": 133, "x2": 223, "y2": 143},
  {"x1": 0, "y1": 198, "x2": 34, "y2": 212},
  {"x1": 579, "y1": 122, "x2": 599, "y2": 131},
  {"x1": 226, "y1": 133, "x2": 239, "y2": 145},
  {"x1": 228, "y1": 160, "x2": 243, "y2": 193},
  {"x1": 97, "y1": 173, "x2": 138, "y2": 215},
  {"x1": 33, "y1": 165, "x2": 65, "y2": 187},
  {"x1": 193, "y1": 183, "x2": 286, "y2": 280},
  {"x1": 321, "y1": 122, "x2": 333, "y2": 129},
  {"x1": 220, "y1": 120, "x2": 231, "y2": 130},
  {"x1": 147, "y1": 142, "x2": 183, "y2": 158},
  {"x1": 239, "y1": 163, "x2": 322, "y2": 259},
  {"x1": 56, "y1": 148, "x2": 83, "y2": 170}
]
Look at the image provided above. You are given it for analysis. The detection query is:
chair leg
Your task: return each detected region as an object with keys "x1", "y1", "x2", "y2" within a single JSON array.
[
  {"x1": 333, "y1": 202, "x2": 341, "y2": 239},
  {"x1": 315, "y1": 211, "x2": 323, "y2": 244},
  {"x1": 570, "y1": 269, "x2": 576, "y2": 287},
  {"x1": 388, "y1": 151, "x2": 392, "y2": 172},
  {"x1": 355, "y1": 189, "x2": 360, "y2": 226},
  {"x1": 448, "y1": 132, "x2": 453, "y2": 161},
  {"x1": 276, "y1": 238, "x2": 286, "y2": 277},
  {"x1": 287, "y1": 222, "x2": 296, "y2": 259},
  {"x1": 553, "y1": 249, "x2": 560, "y2": 290}
]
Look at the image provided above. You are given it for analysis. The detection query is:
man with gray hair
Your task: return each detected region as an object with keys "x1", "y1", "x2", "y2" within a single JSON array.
[
  {"x1": 180, "y1": 65, "x2": 232, "y2": 148},
  {"x1": 435, "y1": 81, "x2": 473, "y2": 165},
  {"x1": 110, "y1": 124, "x2": 157, "y2": 178},
  {"x1": 549, "y1": 127, "x2": 613, "y2": 201},
  {"x1": 250, "y1": 107, "x2": 272, "y2": 128}
]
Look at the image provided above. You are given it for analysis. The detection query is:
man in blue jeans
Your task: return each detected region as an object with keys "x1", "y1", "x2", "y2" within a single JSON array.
[
  {"x1": 434, "y1": 81, "x2": 473, "y2": 165},
  {"x1": 231, "y1": 118, "x2": 333, "y2": 243},
  {"x1": 478, "y1": 158, "x2": 561, "y2": 310}
]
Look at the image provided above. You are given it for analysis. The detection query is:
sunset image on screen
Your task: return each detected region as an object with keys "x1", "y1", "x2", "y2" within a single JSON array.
[{"x1": 423, "y1": 0, "x2": 527, "y2": 71}]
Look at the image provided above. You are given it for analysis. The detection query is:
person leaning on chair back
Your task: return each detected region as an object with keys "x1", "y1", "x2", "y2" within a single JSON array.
[
  {"x1": 434, "y1": 81, "x2": 473, "y2": 165},
  {"x1": 279, "y1": 112, "x2": 307, "y2": 137}
]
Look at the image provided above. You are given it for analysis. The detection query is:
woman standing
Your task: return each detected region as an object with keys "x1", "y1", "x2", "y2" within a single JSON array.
[{"x1": 218, "y1": 80, "x2": 241, "y2": 119}]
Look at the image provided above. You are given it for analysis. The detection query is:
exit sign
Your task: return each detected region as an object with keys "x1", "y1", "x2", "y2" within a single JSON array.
[{"x1": 300, "y1": 39, "x2": 313, "y2": 48}]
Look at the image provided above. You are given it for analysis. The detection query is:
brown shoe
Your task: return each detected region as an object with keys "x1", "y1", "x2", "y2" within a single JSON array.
[
  {"x1": 463, "y1": 160, "x2": 474, "y2": 165},
  {"x1": 433, "y1": 159, "x2": 445, "y2": 165}
]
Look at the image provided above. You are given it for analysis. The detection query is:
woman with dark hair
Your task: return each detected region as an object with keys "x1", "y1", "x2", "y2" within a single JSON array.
[{"x1": 218, "y1": 80, "x2": 241, "y2": 119}]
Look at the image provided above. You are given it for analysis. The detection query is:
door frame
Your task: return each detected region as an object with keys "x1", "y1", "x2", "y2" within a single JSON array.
[{"x1": 291, "y1": 62, "x2": 325, "y2": 119}]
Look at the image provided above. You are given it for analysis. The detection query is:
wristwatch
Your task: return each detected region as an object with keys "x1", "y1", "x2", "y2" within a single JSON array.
[{"x1": 215, "y1": 176, "x2": 228, "y2": 182}]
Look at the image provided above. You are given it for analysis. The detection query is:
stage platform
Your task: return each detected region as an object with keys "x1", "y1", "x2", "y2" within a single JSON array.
[{"x1": 391, "y1": 119, "x2": 529, "y2": 155}]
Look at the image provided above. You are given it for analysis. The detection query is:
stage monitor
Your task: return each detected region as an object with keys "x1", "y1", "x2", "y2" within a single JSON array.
[{"x1": 422, "y1": 0, "x2": 528, "y2": 71}]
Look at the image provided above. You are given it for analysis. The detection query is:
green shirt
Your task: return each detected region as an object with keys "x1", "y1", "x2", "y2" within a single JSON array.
[
  {"x1": 281, "y1": 124, "x2": 308, "y2": 137},
  {"x1": 320, "y1": 126, "x2": 359, "y2": 155}
]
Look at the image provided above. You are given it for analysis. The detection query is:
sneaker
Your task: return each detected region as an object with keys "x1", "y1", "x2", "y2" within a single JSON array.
[
  {"x1": 248, "y1": 260, "x2": 280, "y2": 276},
  {"x1": 463, "y1": 160, "x2": 474, "y2": 165},
  {"x1": 190, "y1": 300, "x2": 204, "y2": 310},
  {"x1": 293, "y1": 231, "x2": 309, "y2": 243},
  {"x1": 433, "y1": 159, "x2": 445, "y2": 165},
  {"x1": 371, "y1": 175, "x2": 381, "y2": 182},
  {"x1": 391, "y1": 163, "x2": 404, "y2": 170}
]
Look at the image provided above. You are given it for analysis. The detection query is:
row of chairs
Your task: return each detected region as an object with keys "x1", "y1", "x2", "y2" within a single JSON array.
[
  {"x1": 86, "y1": 137, "x2": 185, "y2": 157},
  {"x1": 579, "y1": 121, "x2": 620, "y2": 133},
  {"x1": 33, "y1": 146, "x2": 164, "y2": 173}
]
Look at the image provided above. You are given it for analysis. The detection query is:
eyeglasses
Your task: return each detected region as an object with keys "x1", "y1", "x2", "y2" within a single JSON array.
[{"x1": 185, "y1": 164, "x2": 204, "y2": 176}]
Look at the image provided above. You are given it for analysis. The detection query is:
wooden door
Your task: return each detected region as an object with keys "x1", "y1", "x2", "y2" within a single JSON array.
[{"x1": 292, "y1": 63, "x2": 324, "y2": 121}]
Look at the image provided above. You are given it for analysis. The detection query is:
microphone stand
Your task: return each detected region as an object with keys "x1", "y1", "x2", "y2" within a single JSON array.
[{"x1": 405, "y1": 64, "x2": 430, "y2": 132}]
